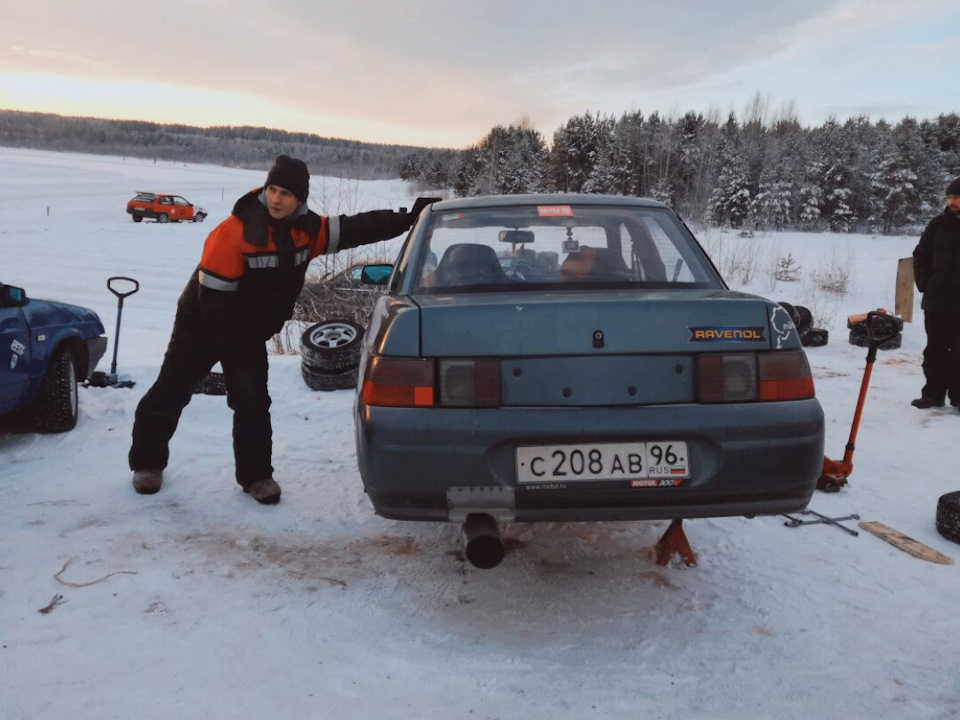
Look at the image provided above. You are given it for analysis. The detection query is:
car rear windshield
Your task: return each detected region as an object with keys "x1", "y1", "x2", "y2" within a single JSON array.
[{"x1": 408, "y1": 204, "x2": 723, "y2": 293}]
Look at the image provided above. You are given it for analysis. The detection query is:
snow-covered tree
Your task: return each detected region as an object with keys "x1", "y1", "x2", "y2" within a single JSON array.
[
  {"x1": 868, "y1": 118, "x2": 939, "y2": 232},
  {"x1": 754, "y1": 178, "x2": 793, "y2": 230},
  {"x1": 706, "y1": 115, "x2": 752, "y2": 228},
  {"x1": 493, "y1": 122, "x2": 548, "y2": 194},
  {"x1": 582, "y1": 115, "x2": 626, "y2": 195},
  {"x1": 453, "y1": 122, "x2": 547, "y2": 197},
  {"x1": 930, "y1": 113, "x2": 960, "y2": 179},
  {"x1": 444, "y1": 105, "x2": 956, "y2": 229},
  {"x1": 452, "y1": 145, "x2": 489, "y2": 197},
  {"x1": 547, "y1": 112, "x2": 603, "y2": 192},
  {"x1": 673, "y1": 111, "x2": 712, "y2": 216}
]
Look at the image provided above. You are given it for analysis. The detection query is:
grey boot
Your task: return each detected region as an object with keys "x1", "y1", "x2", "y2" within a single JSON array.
[
  {"x1": 244, "y1": 478, "x2": 281, "y2": 505},
  {"x1": 132, "y1": 469, "x2": 163, "y2": 494}
]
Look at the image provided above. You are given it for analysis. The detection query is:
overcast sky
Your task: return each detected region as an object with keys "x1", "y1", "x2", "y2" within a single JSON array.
[{"x1": 2, "y1": 0, "x2": 958, "y2": 149}]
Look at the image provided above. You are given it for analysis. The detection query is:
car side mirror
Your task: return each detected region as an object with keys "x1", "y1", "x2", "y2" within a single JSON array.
[
  {"x1": 1, "y1": 284, "x2": 28, "y2": 307},
  {"x1": 360, "y1": 264, "x2": 393, "y2": 285}
]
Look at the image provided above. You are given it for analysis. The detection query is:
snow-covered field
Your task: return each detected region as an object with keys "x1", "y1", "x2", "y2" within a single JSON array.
[{"x1": 1, "y1": 147, "x2": 957, "y2": 720}]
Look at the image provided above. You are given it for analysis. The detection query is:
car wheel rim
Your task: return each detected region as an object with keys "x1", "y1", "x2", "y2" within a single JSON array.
[{"x1": 309, "y1": 322, "x2": 358, "y2": 348}]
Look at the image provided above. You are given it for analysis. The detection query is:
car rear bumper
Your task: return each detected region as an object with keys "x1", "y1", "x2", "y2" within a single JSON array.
[
  {"x1": 126, "y1": 207, "x2": 165, "y2": 219},
  {"x1": 355, "y1": 399, "x2": 825, "y2": 523}
]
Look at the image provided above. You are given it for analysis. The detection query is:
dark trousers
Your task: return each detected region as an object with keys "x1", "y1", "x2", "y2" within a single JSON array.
[
  {"x1": 921, "y1": 312, "x2": 960, "y2": 404},
  {"x1": 129, "y1": 322, "x2": 273, "y2": 486}
]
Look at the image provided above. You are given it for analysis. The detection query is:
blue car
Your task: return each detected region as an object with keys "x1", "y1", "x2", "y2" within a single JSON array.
[
  {"x1": 353, "y1": 194, "x2": 825, "y2": 568},
  {"x1": 1, "y1": 282, "x2": 107, "y2": 432}
]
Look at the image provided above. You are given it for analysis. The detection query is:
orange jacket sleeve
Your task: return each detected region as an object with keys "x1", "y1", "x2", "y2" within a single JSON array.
[{"x1": 197, "y1": 216, "x2": 246, "y2": 347}]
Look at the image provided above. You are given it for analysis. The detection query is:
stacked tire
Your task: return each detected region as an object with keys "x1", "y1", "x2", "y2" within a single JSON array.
[
  {"x1": 778, "y1": 302, "x2": 828, "y2": 347},
  {"x1": 300, "y1": 319, "x2": 365, "y2": 391},
  {"x1": 847, "y1": 311, "x2": 903, "y2": 350},
  {"x1": 936, "y1": 491, "x2": 960, "y2": 545}
]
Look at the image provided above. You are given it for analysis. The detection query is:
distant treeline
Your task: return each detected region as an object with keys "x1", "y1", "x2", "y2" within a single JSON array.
[
  {"x1": 403, "y1": 104, "x2": 960, "y2": 234},
  {"x1": 5, "y1": 104, "x2": 960, "y2": 234},
  {"x1": 0, "y1": 109, "x2": 440, "y2": 180}
]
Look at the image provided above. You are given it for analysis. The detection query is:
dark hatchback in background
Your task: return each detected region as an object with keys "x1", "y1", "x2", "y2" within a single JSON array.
[{"x1": 353, "y1": 194, "x2": 824, "y2": 567}]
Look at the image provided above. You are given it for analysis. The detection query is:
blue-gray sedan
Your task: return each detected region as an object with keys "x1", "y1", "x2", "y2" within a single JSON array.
[{"x1": 354, "y1": 194, "x2": 824, "y2": 567}]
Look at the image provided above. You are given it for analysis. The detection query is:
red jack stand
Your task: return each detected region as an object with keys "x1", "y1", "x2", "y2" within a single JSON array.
[{"x1": 655, "y1": 519, "x2": 697, "y2": 567}]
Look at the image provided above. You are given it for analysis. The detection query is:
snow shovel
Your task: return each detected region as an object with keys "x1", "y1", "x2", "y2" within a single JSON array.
[
  {"x1": 86, "y1": 276, "x2": 139, "y2": 389},
  {"x1": 818, "y1": 309, "x2": 901, "y2": 492}
]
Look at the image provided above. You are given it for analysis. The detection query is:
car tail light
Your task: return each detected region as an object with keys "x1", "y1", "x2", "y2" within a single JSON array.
[
  {"x1": 360, "y1": 357, "x2": 435, "y2": 407},
  {"x1": 757, "y1": 351, "x2": 816, "y2": 401},
  {"x1": 438, "y1": 359, "x2": 500, "y2": 407},
  {"x1": 360, "y1": 357, "x2": 502, "y2": 408},
  {"x1": 696, "y1": 351, "x2": 814, "y2": 403},
  {"x1": 696, "y1": 354, "x2": 758, "y2": 402}
]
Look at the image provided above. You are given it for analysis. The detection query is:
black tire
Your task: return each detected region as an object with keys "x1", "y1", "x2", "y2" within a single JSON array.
[
  {"x1": 194, "y1": 213, "x2": 206, "y2": 223},
  {"x1": 301, "y1": 363, "x2": 359, "y2": 391},
  {"x1": 191, "y1": 371, "x2": 227, "y2": 396},
  {"x1": 848, "y1": 331, "x2": 902, "y2": 350},
  {"x1": 936, "y1": 491, "x2": 960, "y2": 544},
  {"x1": 801, "y1": 328, "x2": 829, "y2": 347},
  {"x1": 794, "y1": 305, "x2": 814, "y2": 333},
  {"x1": 777, "y1": 302, "x2": 801, "y2": 330},
  {"x1": 158, "y1": 213, "x2": 168, "y2": 224},
  {"x1": 34, "y1": 347, "x2": 79, "y2": 432},
  {"x1": 300, "y1": 319, "x2": 364, "y2": 372},
  {"x1": 132, "y1": 214, "x2": 143, "y2": 223}
]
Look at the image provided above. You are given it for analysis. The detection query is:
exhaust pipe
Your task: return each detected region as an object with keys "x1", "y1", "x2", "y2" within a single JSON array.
[{"x1": 462, "y1": 513, "x2": 505, "y2": 569}]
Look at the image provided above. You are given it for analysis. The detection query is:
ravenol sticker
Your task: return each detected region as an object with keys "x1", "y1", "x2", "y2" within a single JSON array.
[
  {"x1": 537, "y1": 205, "x2": 574, "y2": 217},
  {"x1": 688, "y1": 326, "x2": 766, "y2": 342}
]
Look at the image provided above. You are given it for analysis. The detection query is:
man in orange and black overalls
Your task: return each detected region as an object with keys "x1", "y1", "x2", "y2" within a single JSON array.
[
  {"x1": 129, "y1": 155, "x2": 432, "y2": 504},
  {"x1": 912, "y1": 176, "x2": 960, "y2": 410}
]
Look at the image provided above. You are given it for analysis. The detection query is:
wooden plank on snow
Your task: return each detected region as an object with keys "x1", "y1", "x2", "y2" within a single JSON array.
[{"x1": 859, "y1": 521, "x2": 953, "y2": 564}]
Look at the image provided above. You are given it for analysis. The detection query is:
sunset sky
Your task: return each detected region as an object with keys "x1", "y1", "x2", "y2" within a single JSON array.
[{"x1": 2, "y1": 0, "x2": 958, "y2": 148}]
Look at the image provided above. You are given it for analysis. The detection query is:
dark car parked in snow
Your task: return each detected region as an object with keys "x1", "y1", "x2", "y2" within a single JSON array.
[
  {"x1": 0, "y1": 282, "x2": 107, "y2": 432},
  {"x1": 353, "y1": 194, "x2": 825, "y2": 567}
]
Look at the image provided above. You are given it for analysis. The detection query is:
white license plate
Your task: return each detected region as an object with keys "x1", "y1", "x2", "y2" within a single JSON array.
[{"x1": 516, "y1": 441, "x2": 689, "y2": 484}]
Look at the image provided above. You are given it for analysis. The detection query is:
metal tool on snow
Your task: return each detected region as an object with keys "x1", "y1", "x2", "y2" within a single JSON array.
[
  {"x1": 85, "y1": 276, "x2": 139, "y2": 389},
  {"x1": 782, "y1": 509, "x2": 860, "y2": 536},
  {"x1": 818, "y1": 309, "x2": 901, "y2": 492}
]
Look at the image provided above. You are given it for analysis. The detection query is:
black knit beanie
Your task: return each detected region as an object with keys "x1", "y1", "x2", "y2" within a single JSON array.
[
  {"x1": 265, "y1": 155, "x2": 309, "y2": 202},
  {"x1": 947, "y1": 177, "x2": 960, "y2": 197}
]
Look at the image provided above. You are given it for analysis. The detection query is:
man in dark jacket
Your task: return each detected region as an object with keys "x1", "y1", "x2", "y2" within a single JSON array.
[
  {"x1": 129, "y1": 155, "x2": 433, "y2": 503},
  {"x1": 911, "y1": 176, "x2": 960, "y2": 409}
]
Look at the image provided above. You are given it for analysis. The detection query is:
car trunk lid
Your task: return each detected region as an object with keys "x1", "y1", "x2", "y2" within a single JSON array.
[
  {"x1": 416, "y1": 290, "x2": 779, "y2": 407},
  {"x1": 417, "y1": 290, "x2": 774, "y2": 356}
]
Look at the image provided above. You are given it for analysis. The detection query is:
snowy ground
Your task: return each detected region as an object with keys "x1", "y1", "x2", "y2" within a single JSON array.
[{"x1": 1, "y1": 148, "x2": 957, "y2": 720}]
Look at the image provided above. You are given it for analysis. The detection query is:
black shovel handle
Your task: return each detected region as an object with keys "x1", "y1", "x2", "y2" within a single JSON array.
[
  {"x1": 105, "y1": 276, "x2": 139, "y2": 375},
  {"x1": 107, "y1": 276, "x2": 139, "y2": 300},
  {"x1": 862, "y1": 310, "x2": 901, "y2": 364}
]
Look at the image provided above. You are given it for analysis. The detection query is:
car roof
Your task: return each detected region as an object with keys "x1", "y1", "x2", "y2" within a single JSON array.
[{"x1": 428, "y1": 193, "x2": 670, "y2": 212}]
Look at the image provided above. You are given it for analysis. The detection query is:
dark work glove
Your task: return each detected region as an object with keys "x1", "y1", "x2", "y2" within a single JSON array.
[{"x1": 409, "y1": 197, "x2": 442, "y2": 222}]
